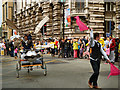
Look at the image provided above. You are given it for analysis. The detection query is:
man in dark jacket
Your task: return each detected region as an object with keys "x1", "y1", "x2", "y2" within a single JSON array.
[
  {"x1": 5, "y1": 39, "x2": 9, "y2": 56},
  {"x1": 64, "y1": 39, "x2": 69, "y2": 58},
  {"x1": 115, "y1": 39, "x2": 119, "y2": 62},
  {"x1": 58, "y1": 39, "x2": 65, "y2": 58},
  {"x1": 9, "y1": 40, "x2": 14, "y2": 57}
]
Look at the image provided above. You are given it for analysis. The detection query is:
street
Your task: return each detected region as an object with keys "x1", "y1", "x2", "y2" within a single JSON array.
[{"x1": 2, "y1": 55, "x2": 119, "y2": 88}]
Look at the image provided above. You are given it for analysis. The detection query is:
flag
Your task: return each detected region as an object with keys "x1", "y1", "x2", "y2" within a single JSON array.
[
  {"x1": 74, "y1": 16, "x2": 88, "y2": 31},
  {"x1": 107, "y1": 63, "x2": 120, "y2": 79}
]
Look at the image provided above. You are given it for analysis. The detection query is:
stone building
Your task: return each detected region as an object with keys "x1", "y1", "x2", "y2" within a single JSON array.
[
  {"x1": 2, "y1": 0, "x2": 14, "y2": 39},
  {"x1": 11, "y1": 0, "x2": 120, "y2": 39}
]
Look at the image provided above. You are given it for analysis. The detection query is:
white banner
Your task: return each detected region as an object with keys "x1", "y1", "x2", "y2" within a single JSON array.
[
  {"x1": 36, "y1": 44, "x2": 54, "y2": 49},
  {"x1": 34, "y1": 16, "x2": 49, "y2": 34}
]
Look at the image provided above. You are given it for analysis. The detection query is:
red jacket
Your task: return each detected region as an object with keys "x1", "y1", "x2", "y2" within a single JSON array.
[{"x1": 110, "y1": 38, "x2": 116, "y2": 51}]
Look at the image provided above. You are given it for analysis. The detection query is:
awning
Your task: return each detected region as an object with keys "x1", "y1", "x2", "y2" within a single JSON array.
[
  {"x1": 6, "y1": 19, "x2": 18, "y2": 30},
  {"x1": 34, "y1": 16, "x2": 49, "y2": 34}
]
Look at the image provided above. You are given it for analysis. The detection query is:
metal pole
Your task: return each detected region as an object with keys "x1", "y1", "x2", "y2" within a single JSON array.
[
  {"x1": 63, "y1": 2, "x2": 65, "y2": 39},
  {"x1": 43, "y1": 26, "x2": 44, "y2": 39},
  {"x1": 109, "y1": 20, "x2": 111, "y2": 36},
  {"x1": 52, "y1": 6, "x2": 54, "y2": 38},
  {"x1": 60, "y1": 3, "x2": 62, "y2": 39}
]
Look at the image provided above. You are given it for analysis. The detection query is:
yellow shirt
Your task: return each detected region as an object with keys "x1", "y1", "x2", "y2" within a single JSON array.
[
  {"x1": 118, "y1": 43, "x2": 120, "y2": 53},
  {"x1": 98, "y1": 38, "x2": 105, "y2": 48},
  {"x1": 73, "y1": 42, "x2": 78, "y2": 50}
]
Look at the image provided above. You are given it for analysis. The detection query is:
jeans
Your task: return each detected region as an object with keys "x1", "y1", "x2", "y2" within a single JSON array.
[
  {"x1": 77, "y1": 49, "x2": 80, "y2": 58},
  {"x1": 89, "y1": 59, "x2": 100, "y2": 86},
  {"x1": 58, "y1": 49, "x2": 64, "y2": 58},
  {"x1": 109, "y1": 50, "x2": 115, "y2": 62},
  {"x1": 55, "y1": 48, "x2": 58, "y2": 55},
  {"x1": 64, "y1": 48, "x2": 68, "y2": 58}
]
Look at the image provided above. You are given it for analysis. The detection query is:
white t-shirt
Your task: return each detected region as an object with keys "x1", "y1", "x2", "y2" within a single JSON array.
[{"x1": 0, "y1": 43, "x2": 5, "y2": 48}]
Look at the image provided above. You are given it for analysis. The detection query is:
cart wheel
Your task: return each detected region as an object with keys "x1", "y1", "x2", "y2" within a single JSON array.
[
  {"x1": 16, "y1": 63, "x2": 20, "y2": 78},
  {"x1": 43, "y1": 63, "x2": 47, "y2": 76}
]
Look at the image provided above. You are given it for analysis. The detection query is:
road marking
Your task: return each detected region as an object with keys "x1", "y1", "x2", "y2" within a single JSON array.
[
  {"x1": 45, "y1": 60, "x2": 56, "y2": 63},
  {"x1": 1, "y1": 59, "x2": 18, "y2": 63},
  {"x1": 2, "y1": 60, "x2": 57, "y2": 66}
]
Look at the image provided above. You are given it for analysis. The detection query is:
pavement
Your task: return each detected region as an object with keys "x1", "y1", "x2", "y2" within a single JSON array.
[{"x1": 1, "y1": 55, "x2": 119, "y2": 88}]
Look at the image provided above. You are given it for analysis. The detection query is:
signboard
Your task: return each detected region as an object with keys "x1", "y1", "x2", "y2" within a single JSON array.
[
  {"x1": 106, "y1": 33, "x2": 110, "y2": 37},
  {"x1": 65, "y1": 8, "x2": 71, "y2": 27},
  {"x1": 13, "y1": 30, "x2": 17, "y2": 36},
  {"x1": 118, "y1": 25, "x2": 120, "y2": 30},
  {"x1": 35, "y1": 16, "x2": 49, "y2": 34}
]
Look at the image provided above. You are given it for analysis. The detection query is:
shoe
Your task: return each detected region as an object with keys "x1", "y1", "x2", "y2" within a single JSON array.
[
  {"x1": 88, "y1": 81, "x2": 93, "y2": 88},
  {"x1": 93, "y1": 86, "x2": 101, "y2": 89}
]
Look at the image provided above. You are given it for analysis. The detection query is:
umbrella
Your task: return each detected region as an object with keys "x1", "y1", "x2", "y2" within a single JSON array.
[{"x1": 107, "y1": 63, "x2": 120, "y2": 79}]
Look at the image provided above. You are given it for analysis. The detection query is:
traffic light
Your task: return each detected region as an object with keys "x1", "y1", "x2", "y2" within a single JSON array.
[
  {"x1": 41, "y1": 27, "x2": 43, "y2": 35},
  {"x1": 111, "y1": 21, "x2": 115, "y2": 30},
  {"x1": 41, "y1": 24, "x2": 47, "y2": 35},
  {"x1": 44, "y1": 24, "x2": 46, "y2": 33}
]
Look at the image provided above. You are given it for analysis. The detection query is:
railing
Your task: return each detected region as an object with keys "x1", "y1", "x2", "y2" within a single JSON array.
[{"x1": 72, "y1": 8, "x2": 85, "y2": 13}]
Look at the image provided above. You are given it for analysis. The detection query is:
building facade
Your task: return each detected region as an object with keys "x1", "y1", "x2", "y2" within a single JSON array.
[
  {"x1": 12, "y1": 0, "x2": 120, "y2": 39},
  {"x1": 2, "y1": 0, "x2": 14, "y2": 39}
]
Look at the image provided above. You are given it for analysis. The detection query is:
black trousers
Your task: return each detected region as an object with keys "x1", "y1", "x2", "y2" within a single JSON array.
[
  {"x1": 89, "y1": 59, "x2": 100, "y2": 86},
  {"x1": 77, "y1": 49, "x2": 80, "y2": 58}
]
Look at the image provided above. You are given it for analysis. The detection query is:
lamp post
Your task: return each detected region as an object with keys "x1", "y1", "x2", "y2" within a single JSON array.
[
  {"x1": 62, "y1": 2, "x2": 65, "y2": 39},
  {"x1": 50, "y1": 3, "x2": 54, "y2": 38},
  {"x1": 59, "y1": 0, "x2": 65, "y2": 39}
]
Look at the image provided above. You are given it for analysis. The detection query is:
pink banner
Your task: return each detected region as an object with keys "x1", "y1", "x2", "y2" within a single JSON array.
[
  {"x1": 75, "y1": 16, "x2": 88, "y2": 31},
  {"x1": 107, "y1": 63, "x2": 120, "y2": 79}
]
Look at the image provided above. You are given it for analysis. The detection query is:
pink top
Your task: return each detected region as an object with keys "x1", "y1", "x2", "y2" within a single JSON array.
[
  {"x1": 14, "y1": 48, "x2": 18, "y2": 53},
  {"x1": 106, "y1": 48, "x2": 110, "y2": 55}
]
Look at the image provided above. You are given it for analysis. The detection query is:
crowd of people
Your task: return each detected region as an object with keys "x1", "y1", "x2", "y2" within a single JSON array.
[{"x1": 0, "y1": 33, "x2": 120, "y2": 64}]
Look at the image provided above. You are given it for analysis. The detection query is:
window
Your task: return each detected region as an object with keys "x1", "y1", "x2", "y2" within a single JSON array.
[
  {"x1": 3, "y1": 5, "x2": 5, "y2": 21},
  {"x1": 75, "y1": 0, "x2": 84, "y2": 13},
  {"x1": 6, "y1": 2, "x2": 7, "y2": 19},
  {"x1": 106, "y1": 2, "x2": 114, "y2": 11},
  {"x1": 75, "y1": 26, "x2": 84, "y2": 33}
]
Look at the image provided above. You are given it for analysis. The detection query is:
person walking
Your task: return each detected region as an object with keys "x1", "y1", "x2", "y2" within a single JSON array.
[
  {"x1": 109, "y1": 38, "x2": 116, "y2": 64},
  {"x1": 79, "y1": 39, "x2": 84, "y2": 59},
  {"x1": 14, "y1": 46, "x2": 18, "y2": 59},
  {"x1": 88, "y1": 29, "x2": 110, "y2": 88},
  {"x1": 9, "y1": 40, "x2": 14, "y2": 57},
  {"x1": 5, "y1": 39, "x2": 10, "y2": 56},
  {"x1": 115, "y1": 38, "x2": 119, "y2": 62},
  {"x1": 68, "y1": 39, "x2": 72, "y2": 57},
  {"x1": 64, "y1": 39, "x2": 69, "y2": 58},
  {"x1": 58, "y1": 39, "x2": 65, "y2": 58}
]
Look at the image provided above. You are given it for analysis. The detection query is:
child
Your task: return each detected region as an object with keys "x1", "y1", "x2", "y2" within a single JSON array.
[
  {"x1": 105, "y1": 45, "x2": 110, "y2": 57},
  {"x1": 83, "y1": 43, "x2": 90, "y2": 60},
  {"x1": 14, "y1": 46, "x2": 18, "y2": 59},
  {"x1": 105, "y1": 45, "x2": 110, "y2": 64}
]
